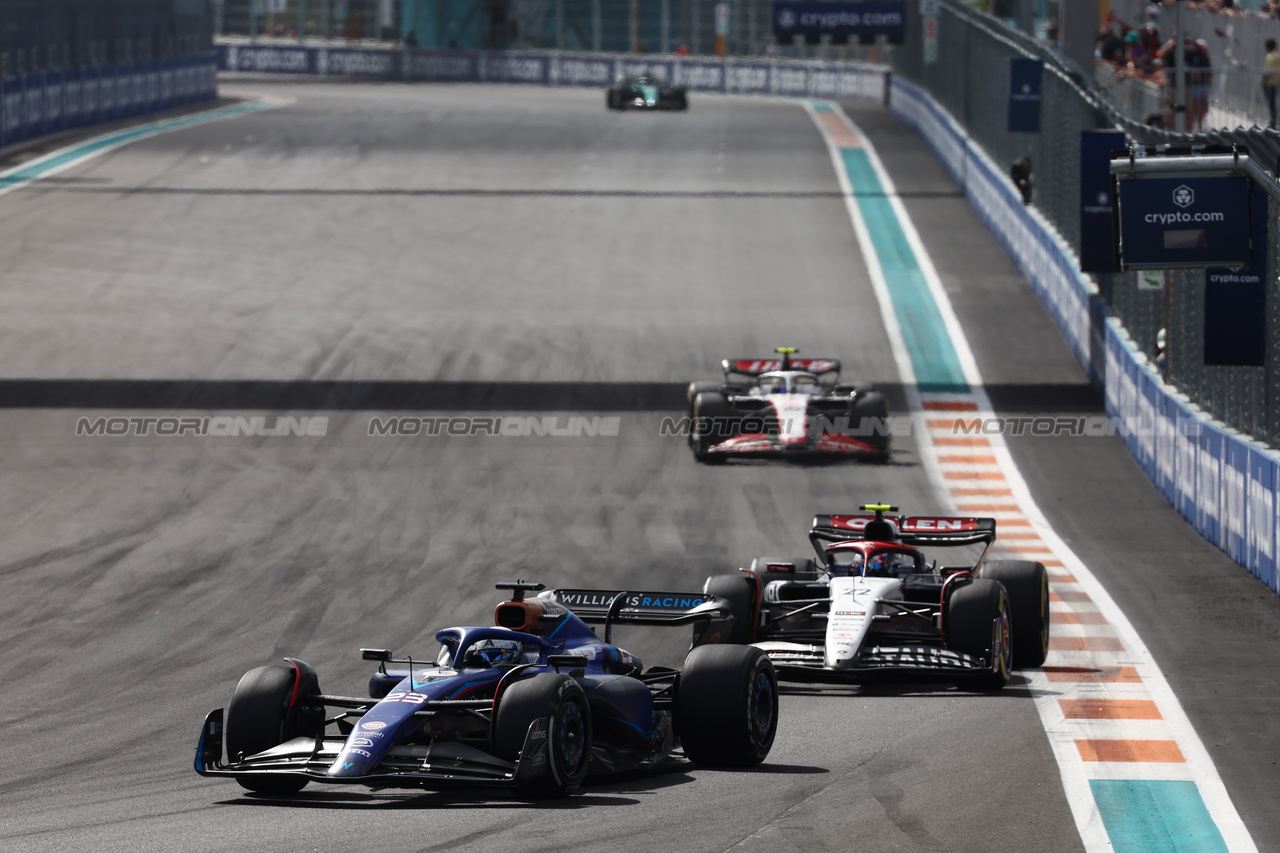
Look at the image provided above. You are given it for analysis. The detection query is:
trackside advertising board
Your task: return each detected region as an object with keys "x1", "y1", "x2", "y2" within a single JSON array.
[
  {"x1": 772, "y1": 2, "x2": 908, "y2": 43},
  {"x1": 1204, "y1": 188, "x2": 1267, "y2": 366},
  {"x1": 214, "y1": 44, "x2": 890, "y2": 102},
  {"x1": 1078, "y1": 130, "x2": 1124, "y2": 273},
  {"x1": 1007, "y1": 58, "x2": 1042, "y2": 133},
  {"x1": 1115, "y1": 175, "x2": 1252, "y2": 269},
  {"x1": 0, "y1": 55, "x2": 216, "y2": 149}
]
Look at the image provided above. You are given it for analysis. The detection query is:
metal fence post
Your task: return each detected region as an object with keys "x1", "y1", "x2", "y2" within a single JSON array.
[
  {"x1": 661, "y1": 0, "x2": 670, "y2": 54},
  {"x1": 250, "y1": 0, "x2": 258, "y2": 41},
  {"x1": 693, "y1": 0, "x2": 701, "y2": 54},
  {"x1": 592, "y1": 0, "x2": 602, "y2": 52},
  {"x1": 300, "y1": 0, "x2": 308, "y2": 40},
  {"x1": 556, "y1": 0, "x2": 565, "y2": 50}
]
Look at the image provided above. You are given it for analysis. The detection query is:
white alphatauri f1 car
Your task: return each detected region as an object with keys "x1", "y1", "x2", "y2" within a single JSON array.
[{"x1": 700, "y1": 504, "x2": 1050, "y2": 690}]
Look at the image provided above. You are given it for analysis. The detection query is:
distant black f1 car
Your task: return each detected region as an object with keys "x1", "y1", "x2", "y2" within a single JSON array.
[
  {"x1": 687, "y1": 347, "x2": 891, "y2": 462},
  {"x1": 195, "y1": 582, "x2": 777, "y2": 798},
  {"x1": 606, "y1": 76, "x2": 688, "y2": 110}
]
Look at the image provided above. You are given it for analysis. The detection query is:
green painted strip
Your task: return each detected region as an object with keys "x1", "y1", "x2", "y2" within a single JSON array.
[
  {"x1": 0, "y1": 101, "x2": 271, "y2": 191},
  {"x1": 839, "y1": 146, "x2": 969, "y2": 393},
  {"x1": 1091, "y1": 780, "x2": 1229, "y2": 853}
]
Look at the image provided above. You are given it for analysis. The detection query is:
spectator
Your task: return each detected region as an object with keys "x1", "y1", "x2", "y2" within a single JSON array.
[
  {"x1": 1188, "y1": 38, "x2": 1211, "y2": 130},
  {"x1": 405, "y1": 29, "x2": 419, "y2": 48},
  {"x1": 1098, "y1": 26, "x2": 1125, "y2": 63},
  {"x1": 1265, "y1": 38, "x2": 1280, "y2": 128}
]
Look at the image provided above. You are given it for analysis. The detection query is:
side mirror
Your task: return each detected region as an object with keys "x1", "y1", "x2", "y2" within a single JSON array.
[{"x1": 361, "y1": 648, "x2": 392, "y2": 662}]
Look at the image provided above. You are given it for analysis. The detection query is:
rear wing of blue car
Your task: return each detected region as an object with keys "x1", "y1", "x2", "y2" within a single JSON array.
[{"x1": 542, "y1": 589, "x2": 735, "y2": 646}]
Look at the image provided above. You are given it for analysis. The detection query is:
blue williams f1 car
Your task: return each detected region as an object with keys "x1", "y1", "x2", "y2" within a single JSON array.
[{"x1": 195, "y1": 582, "x2": 777, "y2": 798}]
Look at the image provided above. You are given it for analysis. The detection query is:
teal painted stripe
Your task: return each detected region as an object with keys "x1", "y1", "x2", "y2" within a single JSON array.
[
  {"x1": 1091, "y1": 780, "x2": 1229, "y2": 853},
  {"x1": 0, "y1": 101, "x2": 270, "y2": 191},
  {"x1": 838, "y1": 146, "x2": 969, "y2": 394}
]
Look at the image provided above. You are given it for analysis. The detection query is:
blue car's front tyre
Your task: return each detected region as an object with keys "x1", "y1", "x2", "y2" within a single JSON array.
[
  {"x1": 225, "y1": 664, "x2": 317, "y2": 795},
  {"x1": 494, "y1": 673, "x2": 592, "y2": 797},
  {"x1": 676, "y1": 645, "x2": 777, "y2": 766}
]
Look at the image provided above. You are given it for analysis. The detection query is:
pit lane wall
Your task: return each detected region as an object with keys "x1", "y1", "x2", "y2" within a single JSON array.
[
  {"x1": 214, "y1": 42, "x2": 888, "y2": 101},
  {"x1": 0, "y1": 55, "x2": 218, "y2": 151},
  {"x1": 889, "y1": 75, "x2": 1280, "y2": 596}
]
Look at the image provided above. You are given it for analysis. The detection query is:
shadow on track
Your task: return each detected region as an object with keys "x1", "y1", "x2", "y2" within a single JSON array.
[
  {"x1": 0, "y1": 380, "x2": 1100, "y2": 413},
  {"x1": 30, "y1": 182, "x2": 967, "y2": 201},
  {"x1": 779, "y1": 673, "x2": 1036, "y2": 699}
]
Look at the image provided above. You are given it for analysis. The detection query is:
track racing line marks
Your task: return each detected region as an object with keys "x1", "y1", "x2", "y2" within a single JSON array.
[
  {"x1": 806, "y1": 99, "x2": 1257, "y2": 853},
  {"x1": 0, "y1": 92, "x2": 291, "y2": 198}
]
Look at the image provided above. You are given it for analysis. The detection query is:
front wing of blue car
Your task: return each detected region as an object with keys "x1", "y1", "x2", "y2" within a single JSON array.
[{"x1": 195, "y1": 707, "x2": 554, "y2": 790}]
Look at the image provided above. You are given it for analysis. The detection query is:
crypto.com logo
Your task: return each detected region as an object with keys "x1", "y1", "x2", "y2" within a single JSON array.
[
  {"x1": 1172, "y1": 185, "x2": 1195, "y2": 208},
  {"x1": 777, "y1": 8, "x2": 797, "y2": 29}
]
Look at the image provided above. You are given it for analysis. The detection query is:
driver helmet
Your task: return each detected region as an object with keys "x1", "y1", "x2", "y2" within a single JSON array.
[
  {"x1": 464, "y1": 638, "x2": 523, "y2": 668},
  {"x1": 865, "y1": 552, "x2": 892, "y2": 577}
]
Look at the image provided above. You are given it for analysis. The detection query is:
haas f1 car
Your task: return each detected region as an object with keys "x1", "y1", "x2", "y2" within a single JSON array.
[
  {"x1": 687, "y1": 348, "x2": 890, "y2": 463},
  {"x1": 195, "y1": 582, "x2": 777, "y2": 798},
  {"x1": 701, "y1": 505, "x2": 1050, "y2": 690},
  {"x1": 606, "y1": 76, "x2": 688, "y2": 110}
]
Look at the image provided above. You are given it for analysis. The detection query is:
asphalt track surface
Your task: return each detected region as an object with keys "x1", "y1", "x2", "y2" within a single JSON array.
[{"x1": 0, "y1": 82, "x2": 1274, "y2": 853}]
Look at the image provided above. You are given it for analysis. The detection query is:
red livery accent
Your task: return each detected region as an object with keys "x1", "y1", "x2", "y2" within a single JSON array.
[
  {"x1": 825, "y1": 515, "x2": 981, "y2": 532},
  {"x1": 727, "y1": 358, "x2": 838, "y2": 376},
  {"x1": 900, "y1": 517, "x2": 982, "y2": 533}
]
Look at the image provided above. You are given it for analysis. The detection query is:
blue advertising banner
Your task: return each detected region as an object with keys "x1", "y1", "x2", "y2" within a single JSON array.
[
  {"x1": 773, "y1": 2, "x2": 907, "y2": 44},
  {"x1": 25, "y1": 72, "x2": 46, "y2": 139},
  {"x1": 1079, "y1": 130, "x2": 1124, "y2": 272},
  {"x1": 1204, "y1": 186, "x2": 1266, "y2": 365},
  {"x1": 1116, "y1": 175, "x2": 1252, "y2": 269},
  {"x1": 1198, "y1": 424, "x2": 1223, "y2": 547},
  {"x1": 1248, "y1": 448, "x2": 1276, "y2": 589},
  {"x1": 1224, "y1": 438, "x2": 1249, "y2": 562},
  {"x1": 0, "y1": 76, "x2": 16, "y2": 147},
  {"x1": 1007, "y1": 58, "x2": 1042, "y2": 132},
  {"x1": 45, "y1": 70, "x2": 65, "y2": 135}
]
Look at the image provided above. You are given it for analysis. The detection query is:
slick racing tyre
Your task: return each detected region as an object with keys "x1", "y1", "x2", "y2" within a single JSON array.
[
  {"x1": 691, "y1": 391, "x2": 735, "y2": 463},
  {"x1": 225, "y1": 663, "x2": 322, "y2": 794},
  {"x1": 677, "y1": 645, "x2": 777, "y2": 767},
  {"x1": 852, "y1": 391, "x2": 891, "y2": 460},
  {"x1": 701, "y1": 573, "x2": 757, "y2": 645},
  {"x1": 494, "y1": 673, "x2": 591, "y2": 798},
  {"x1": 686, "y1": 381, "x2": 722, "y2": 409},
  {"x1": 946, "y1": 579, "x2": 1012, "y2": 691},
  {"x1": 978, "y1": 560, "x2": 1050, "y2": 667}
]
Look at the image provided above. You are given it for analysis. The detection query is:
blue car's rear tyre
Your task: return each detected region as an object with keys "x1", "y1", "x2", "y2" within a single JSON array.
[
  {"x1": 676, "y1": 645, "x2": 777, "y2": 766},
  {"x1": 225, "y1": 664, "x2": 316, "y2": 794},
  {"x1": 494, "y1": 673, "x2": 591, "y2": 797}
]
